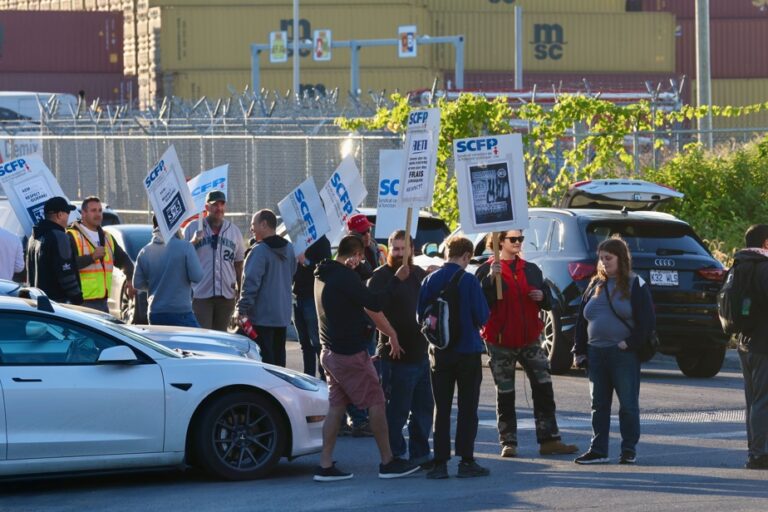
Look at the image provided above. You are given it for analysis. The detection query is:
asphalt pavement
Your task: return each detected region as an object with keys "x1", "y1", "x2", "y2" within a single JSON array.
[{"x1": 2, "y1": 344, "x2": 766, "y2": 512}]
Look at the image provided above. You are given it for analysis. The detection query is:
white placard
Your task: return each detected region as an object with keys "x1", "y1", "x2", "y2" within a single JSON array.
[
  {"x1": 188, "y1": 164, "x2": 228, "y2": 215},
  {"x1": 0, "y1": 156, "x2": 72, "y2": 236},
  {"x1": 270, "y1": 31, "x2": 288, "y2": 63},
  {"x1": 313, "y1": 29, "x2": 332, "y2": 62},
  {"x1": 398, "y1": 25, "x2": 417, "y2": 58},
  {"x1": 399, "y1": 108, "x2": 440, "y2": 208},
  {"x1": 375, "y1": 149, "x2": 418, "y2": 241},
  {"x1": 320, "y1": 155, "x2": 368, "y2": 242},
  {"x1": 278, "y1": 177, "x2": 330, "y2": 257},
  {"x1": 454, "y1": 134, "x2": 529, "y2": 235},
  {"x1": 144, "y1": 145, "x2": 196, "y2": 243}
]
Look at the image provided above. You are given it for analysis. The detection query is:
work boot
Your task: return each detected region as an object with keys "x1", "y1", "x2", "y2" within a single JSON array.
[
  {"x1": 500, "y1": 445, "x2": 518, "y2": 458},
  {"x1": 540, "y1": 440, "x2": 579, "y2": 456}
]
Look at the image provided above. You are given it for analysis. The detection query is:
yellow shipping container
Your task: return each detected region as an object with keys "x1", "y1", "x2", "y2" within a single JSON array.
[
  {"x1": 150, "y1": 0, "x2": 415, "y2": 5},
  {"x1": 164, "y1": 68, "x2": 439, "y2": 98},
  {"x1": 159, "y1": 5, "x2": 432, "y2": 71},
  {"x1": 420, "y1": 0, "x2": 626, "y2": 13},
  {"x1": 434, "y1": 11, "x2": 675, "y2": 73},
  {"x1": 692, "y1": 79, "x2": 768, "y2": 130}
]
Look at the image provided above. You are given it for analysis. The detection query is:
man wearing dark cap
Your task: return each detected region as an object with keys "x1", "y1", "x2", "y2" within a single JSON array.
[
  {"x1": 183, "y1": 190, "x2": 245, "y2": 331},
  {"x1": 26, "y1": 196, "x2": 83, "y2": 304}
]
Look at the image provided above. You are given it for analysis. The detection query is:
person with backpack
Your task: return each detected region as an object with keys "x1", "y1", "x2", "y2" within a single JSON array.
[
  {"x1": 417, "y1": 236, "x2": 490, "y2": 479},
  {"x1": 571, "y1": 236, "x2": 655, "y2": 465},
  {"x1": 475, "y1": 230, "x2": 579, "y2": 459},
  {"x1": 730, "y1": 224, "x2": 768, "y2": 470}
]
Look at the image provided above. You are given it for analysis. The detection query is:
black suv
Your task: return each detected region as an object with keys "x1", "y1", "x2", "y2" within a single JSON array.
[{"x1": 419, "y1": 180, "x2": 728, "y2": 378}]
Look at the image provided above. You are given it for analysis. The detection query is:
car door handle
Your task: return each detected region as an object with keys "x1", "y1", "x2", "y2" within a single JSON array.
[{"x1": 12, "y1": 378, "x2": 42, "y2": 382}]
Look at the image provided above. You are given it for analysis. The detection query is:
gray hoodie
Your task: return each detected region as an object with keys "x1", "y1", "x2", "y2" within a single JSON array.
[
  {"x1": 237, "y1": 235, "x2": 296, "y2": 327},
  {"x1": 133, "y1": 228, "x2": 204, "y2": 315}
]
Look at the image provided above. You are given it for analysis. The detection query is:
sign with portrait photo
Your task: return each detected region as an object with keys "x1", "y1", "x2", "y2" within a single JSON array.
[{"x1": 398, "y1": 25, "x2": 417, "y2": 58}]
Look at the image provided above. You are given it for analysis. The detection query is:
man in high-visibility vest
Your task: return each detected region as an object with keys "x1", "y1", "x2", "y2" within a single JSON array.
[{"x1": 67, "y1": 196, "x2": 135, "y2": 313}]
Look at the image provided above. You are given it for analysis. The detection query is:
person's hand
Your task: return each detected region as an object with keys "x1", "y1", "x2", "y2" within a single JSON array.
[
  {"x1": 297, "y1": 253, "x2": 307, "y2": 266},
  {"x1": 574, "y1": 354, "x2": 588, "y2": 368},
  {"x1": 92, "y1": 246, "x2": 106, "y2": 261},
  {"x1": 491, "y1": 261, "x2": 502, "y2": 275},
  {"x1": 618, "y1": 340, "x2": 628, "y2": 350},
  {"x1": 190, "y1": 230, "x2": 203, "y2": 245},
  {"x1": 395, "y1": 264, "x2": 410, "y2": 281},
  {"x1": 125, "y1": 282, "x2": 136, "y2": 299},
  {"x1": 388, "y1": 334, "x2": 404, "y2": 360},
  {"x1": 343, "y1": 255, "x2": 360, "y2": 269},
  {"x1": 528, "y1": 288, "x2": 544, "y2": 302},
  {"x1": 426, "y1": 264, "x2": 440, "y2": 274}
]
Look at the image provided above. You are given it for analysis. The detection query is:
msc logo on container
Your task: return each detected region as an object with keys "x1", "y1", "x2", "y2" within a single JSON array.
[
  {"x1": 456, "y1": 138, "x2": 499, "y2": 154},
  {"x1": 531, "y1": 24, "x2": 566, "y2": 60}
]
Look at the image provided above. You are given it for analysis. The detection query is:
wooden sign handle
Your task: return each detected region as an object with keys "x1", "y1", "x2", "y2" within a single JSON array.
[
  {"x1": 492, "y1": 233, "x2": 503, "y2": 300},
  {"x1": 404, "y1": 207, "x2": 413, "y2": 261}
]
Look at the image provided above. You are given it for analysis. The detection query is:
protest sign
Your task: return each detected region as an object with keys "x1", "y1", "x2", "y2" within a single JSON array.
[
  {"x1": 398, "y1": 25, "x2": 417, "y2": 58},
  {"x1": 320, "y1": 155, "x2": 368, "y2": 243},
  {"x1": 398, "y1": 108, "x2": 440, "y2": 209},
  {"x1": 188, "y1": 164, "x2": 228, "y2": 215},
  {"x1": 270, "y1": 31, "x2": 288, "y2": 63},
  {"x1": 0, "y1": 156, "x2": 72, "y2": 236},
  {"x1": 313, "y1": 29, "x2": 332, "y2": 62},
  {"x1": 278, "y1": 177, "x2": 330, "y2": 257},
  {"x1": 144, "y1": 145, "x2": 196, "y2": 243},
  {"x1": 375, "y1": 149, "x2": 417, "y2": 241},
  {"x1": 454, "y1": 134, "x2": 528, "y2": 235}
]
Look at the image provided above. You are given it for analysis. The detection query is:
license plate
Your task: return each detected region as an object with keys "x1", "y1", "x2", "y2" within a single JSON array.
[{"x1": 650, "y1": 269, "x2": 678, "y2": 287}]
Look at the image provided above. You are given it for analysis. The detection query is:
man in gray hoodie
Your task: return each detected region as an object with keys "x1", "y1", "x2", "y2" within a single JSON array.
[
  {"x1": 237, "y1": 209, "x2": 296, "y2": 366},
  {"x1": 133, "y1": 216, "x2": 204, "y2": 327}
]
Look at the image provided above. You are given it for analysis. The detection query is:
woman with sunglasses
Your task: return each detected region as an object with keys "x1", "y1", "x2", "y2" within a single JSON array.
[{"x1": 475, "y1": 229, "x2": 579, "y2": 459}]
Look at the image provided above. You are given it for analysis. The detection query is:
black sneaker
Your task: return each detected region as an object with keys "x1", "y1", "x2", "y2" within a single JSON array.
[
  {"x1": 574, "y1": 451, "x2": 609, "y2": 465},
  {"x1": 426, "y1": 461, "x2": 449, "y2": 479},
  {"x1": 314, "y1": 463, "x2": 353, "y2": 482},
  {"x1": 457, "y1": 460, "x2": 490, "y2": 478},
  {"x1": 619, "y1": 451, "x2": 637, "y2": 464},
  {"x1": 379, "y1": 457, "x2": 420, "y2": 479}
]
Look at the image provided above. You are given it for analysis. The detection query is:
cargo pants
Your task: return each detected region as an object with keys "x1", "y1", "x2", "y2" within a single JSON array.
[{"x1": 486, "y1": 342, "x2": 562, "y2": 447}]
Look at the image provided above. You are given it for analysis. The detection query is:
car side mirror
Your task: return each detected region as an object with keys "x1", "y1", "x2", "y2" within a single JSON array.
[
  {"x1": 422, "y1": 242, "x2": 441, "y2": 257},
  {"x1": 97, "y1": 345, "x2": 138, "y2": 364}
]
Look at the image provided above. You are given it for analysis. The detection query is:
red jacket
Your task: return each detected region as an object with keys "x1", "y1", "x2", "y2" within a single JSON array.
[{"x1": 477, "y1": 256, "x2": 549, "y2": 349}]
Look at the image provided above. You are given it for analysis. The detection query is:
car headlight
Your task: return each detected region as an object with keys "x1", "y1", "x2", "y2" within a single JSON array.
[{"x1": 264, "y1": 367, "x2": 321, "y2": 392}]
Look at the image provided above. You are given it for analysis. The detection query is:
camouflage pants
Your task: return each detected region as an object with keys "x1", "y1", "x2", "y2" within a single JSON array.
[{"x1": 486, "y1": 343, "x2": 562, "y2": 447}]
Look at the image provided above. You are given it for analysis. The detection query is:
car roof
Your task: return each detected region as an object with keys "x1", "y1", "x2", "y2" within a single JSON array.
[{"x1": 0, "y1": 295, "x2": 93, "y2": 320}]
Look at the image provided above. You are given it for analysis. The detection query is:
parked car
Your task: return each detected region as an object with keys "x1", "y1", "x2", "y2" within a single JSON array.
[
  {"x1": 0, "y1": 294, "x2": 325, "y2": 480},
  {"x1": 418, "y1": 180, "x2": 729, "y2": 378},
  {"x1": 104, "y1": 224, "x2": 152, "y2": 324}
]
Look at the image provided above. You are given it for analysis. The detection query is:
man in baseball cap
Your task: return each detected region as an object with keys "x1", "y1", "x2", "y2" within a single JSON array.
[{"x1": 43, "y1": 196, "x2": 76, "y2": 215}]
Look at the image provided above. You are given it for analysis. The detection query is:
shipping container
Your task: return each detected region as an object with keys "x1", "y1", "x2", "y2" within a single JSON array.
[
  {"x1": 0, "y1": 11, "x2": 123, "y2": 73},
  {"x1": 421, "y1": 0, "x2": 625, "y2": 12},
  {"x1": 158, "y1": 5, "x2": 432, "y2": 71},
  {"x1": 676, "y1": 19, "x2": 768, "y2": 79},
  {"x1": 632, "y1": 0, "x2": 768, "y2": 19},
  {"x1": 434, "y1": 11, "x2": 675, "y2": 73},
  {"x1": 691, "y1": 78, "x2": 768, "y2": 129},
  {"x1": 148, "y1": 0, "x2": 416, "y2": 5},
  {"x1": 0, "y1": 72, "x2": 137, "y2": 103}
]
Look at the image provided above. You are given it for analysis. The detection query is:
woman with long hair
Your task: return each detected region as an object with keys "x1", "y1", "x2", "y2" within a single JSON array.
[{"x1": 572, "y1": 236, "x2": 655, "y2": 465}]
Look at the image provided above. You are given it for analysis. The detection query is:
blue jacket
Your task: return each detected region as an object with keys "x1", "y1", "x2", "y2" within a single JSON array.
[
  {"x1": 573, "y1": 274, "x2": 656, "y2": 356},
  {"x1": 417, "y1": 262, "x2": 489, "y2": 354}
]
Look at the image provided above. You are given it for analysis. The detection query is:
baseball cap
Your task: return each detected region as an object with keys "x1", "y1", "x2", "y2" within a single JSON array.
[
  {"x1": 206, "y1": 190, "x2": 226, "y2": 203},
  {"x1": 346, "y1": 213, "x2": 373, "y2": 234},
  {"x1": 43, "y1": 196, "x2": 76, "y2": 214}
]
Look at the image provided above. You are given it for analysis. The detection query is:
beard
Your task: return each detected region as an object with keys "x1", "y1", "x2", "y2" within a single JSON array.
[{"x1": 387, "y1": 253, "x2": 412, "y2": 268}]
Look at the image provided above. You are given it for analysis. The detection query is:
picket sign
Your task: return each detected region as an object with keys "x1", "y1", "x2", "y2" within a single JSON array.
[
  {"x1": 376, "y1": 149, "x2": 418, "y2": 241},
  {"x1": 278, "y1": 177, "x2": 330, "y2": 257},
  {"x1": 319, "y1": 155, "x2": 367, "y2": 244},
  {"x1": 187, "y1": 164, "x2": 229, "y2": 231},
  {"x1": 144, "y1": 145, "x2": 196, "y2": 243}
]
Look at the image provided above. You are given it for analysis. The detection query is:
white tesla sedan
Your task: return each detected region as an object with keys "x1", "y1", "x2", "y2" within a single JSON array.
[{"x1": 0, "y1": 295, "x2": 327, "y2": 481}]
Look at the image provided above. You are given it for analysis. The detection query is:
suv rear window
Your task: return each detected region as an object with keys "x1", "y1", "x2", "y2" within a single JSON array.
[
  {"x1": 585, "y1": 221, "x2": 710, "y2": 256},
  {"x1": 370, "y1": 217, "x2": 451, "y2": 255}
]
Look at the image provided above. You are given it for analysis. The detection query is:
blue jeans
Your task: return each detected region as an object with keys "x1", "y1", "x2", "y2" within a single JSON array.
[
  {"x1": 381, "y1": 358, "x2": 434, "y2": 463},
  {"x1": 293, "y1": 296, "x2": 323, "y2": 378},
  {"x1": 587, "y1": 345, "x2": 641, "y2": 456},
  {"x1": 149, "y1": 311, "x2": 200, "y2": 328}
]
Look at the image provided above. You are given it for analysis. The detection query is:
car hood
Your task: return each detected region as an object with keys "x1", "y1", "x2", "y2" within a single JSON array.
[{"x1": 126, "y1": 325, "x2": 252, "y2": 355}]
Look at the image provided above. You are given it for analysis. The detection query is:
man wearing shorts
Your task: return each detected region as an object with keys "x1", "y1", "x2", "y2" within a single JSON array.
[{"x1": 312, "y1": 235, "x2": 420, "y2": 482}]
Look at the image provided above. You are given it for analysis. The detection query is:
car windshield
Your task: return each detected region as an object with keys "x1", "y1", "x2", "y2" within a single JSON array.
[
  {"x1": 585, "y1": 221, "x2": 710, "y2": 256},
  {"x1": 93, "y1": 318, "x2": 182, "y2": 358}
]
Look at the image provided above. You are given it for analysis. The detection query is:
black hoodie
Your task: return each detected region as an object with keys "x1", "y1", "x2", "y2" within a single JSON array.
[
  {"x1": 314, "y1": 258, "x2": 399, "y2": 355},
  {"x1": 733, "y1": 248, "x2": 768, "y2": 353},
  {"x1": 26, "y1": 219, "x2": 83, "y2": 304}
]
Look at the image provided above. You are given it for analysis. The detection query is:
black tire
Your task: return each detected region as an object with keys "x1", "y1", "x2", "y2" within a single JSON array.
[
  {"x1": 675, "y1": 346, "x2": 726, "y2": 378},
  {"x1": 192, "y1": 391, "x2": 287, "y2": 481},
  {"x1": 120, "y1": 284, "x2": 147, "y2": 324},
  {"x1": 539, "y1": 309, "x2": 572, "y2": 374}
]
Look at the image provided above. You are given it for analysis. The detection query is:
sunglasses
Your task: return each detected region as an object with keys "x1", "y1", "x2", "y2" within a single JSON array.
[{"x1": 503, "y1": 236, "x2": 525, "y2": 243}]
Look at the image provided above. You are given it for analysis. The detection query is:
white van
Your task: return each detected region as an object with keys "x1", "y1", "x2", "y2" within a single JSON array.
[{"x1": 0, "y1": 91, "x2": 79, "y2": 121}]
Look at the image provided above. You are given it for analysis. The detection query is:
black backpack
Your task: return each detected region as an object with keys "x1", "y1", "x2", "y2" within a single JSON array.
[
  {"x1": 421, "y1": 270, "x2": 465, "y2": 350},
  {"x1": 717, "y1": 261, "x2": 759, "y2": 335}
]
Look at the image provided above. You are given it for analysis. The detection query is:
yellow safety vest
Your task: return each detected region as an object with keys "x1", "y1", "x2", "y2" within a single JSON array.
[{"x1": 67, "y1": 225, "x2": 115, "y2": 300}]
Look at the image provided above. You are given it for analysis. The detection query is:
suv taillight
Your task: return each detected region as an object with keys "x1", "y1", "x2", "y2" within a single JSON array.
[
  {"x1": 568, "y1": 262, "x2": 597, "y2": 281},
  {"x1": 697, "y1": 268, "x2": 726, "y2": 282}
]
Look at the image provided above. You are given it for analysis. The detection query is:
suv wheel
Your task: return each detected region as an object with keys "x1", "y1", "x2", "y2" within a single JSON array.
[
  {"x1": 675, "y1": 346, "x2": 726, "y2": 378},
  {"x1": 120, "y1": 283, "x2": 147, "y2": 324},
  {"x1": 539, "y1": 309, "x2": 572, "y2": 374}
]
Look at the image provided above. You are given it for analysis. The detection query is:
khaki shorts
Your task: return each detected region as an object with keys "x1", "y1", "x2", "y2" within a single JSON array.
[{"x1": 320, "y1": 348, "x2": 385, "y2": 409}]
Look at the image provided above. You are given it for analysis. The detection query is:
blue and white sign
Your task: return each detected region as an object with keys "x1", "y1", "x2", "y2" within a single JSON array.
[
  {"x1": 399, "y1": 108, "x2": 440, "y2": 208},
  {"x1": 0, "y1": 156, "x2": 72, "y2": 236},
  {"x1": 278, "y1": 177, "x2": 330, "y2": 257},
  {"x1": 454, "y1": 134, "x2": 528, "y2": 235},
  {"x1": 376, "y1": 149, "x2": 418, "y2": 241},
  {"x1": 188, "y1": 164, "x2": 228, "y2": 214},
  {"x1": 320, "y1": 155, "x2": 368, "y2": 243},
  {"x1": 144, "y1": 145, "x2": 196, "y2": 243}
]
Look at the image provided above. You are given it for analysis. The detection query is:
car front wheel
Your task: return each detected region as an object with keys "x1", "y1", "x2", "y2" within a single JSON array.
[
  {"x1": 539, "y1": 309, "x2": 572, "y2": 374},
  {"x1": 675, "y1": 346, "x2": 726, "y2": 378},
  {"x1": 120, "y1": 283, "x2": 147, "y2": 324},
  {"x1": 192, "y1": 391, "x2": 287, "y2": 481}
]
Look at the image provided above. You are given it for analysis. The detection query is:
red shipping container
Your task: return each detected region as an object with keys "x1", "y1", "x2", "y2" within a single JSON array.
[
  {"x1": 676, "y1": 19, "x2": 768, "y2": 78},
  {"x1": 633, "y1": 0, "x2": 768, "y2": 19},
  {"x1": 0, "y1": 11, "x2": 123, "y2": 73},
  {"x1": 0, "y1": 72, "x2": 137, "y2": 103}
]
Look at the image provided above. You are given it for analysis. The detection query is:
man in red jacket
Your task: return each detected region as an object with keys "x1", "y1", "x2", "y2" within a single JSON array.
[{"x1": 476, "y1": 229, "x2": 578, "y2": 458}]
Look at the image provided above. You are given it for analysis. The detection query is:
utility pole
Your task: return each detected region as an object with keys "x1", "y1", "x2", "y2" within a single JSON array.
[
  {"x1": 514, "y1": 5, "x2": 523, "y2": 89},
  {"x1": 293, "y1": 0, "x2": 300, "y2": 100},
  {"x1": 695, "y1": 0, "x2": 713, "y2": 148}
]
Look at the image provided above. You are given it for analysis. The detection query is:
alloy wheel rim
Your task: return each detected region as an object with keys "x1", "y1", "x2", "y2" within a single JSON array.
[{"x1": 211, "y1": 403, "x2": 276, "y2": 471}]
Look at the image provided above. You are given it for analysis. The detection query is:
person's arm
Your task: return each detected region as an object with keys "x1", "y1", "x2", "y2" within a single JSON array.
[
  {"x1": 13, "y1": 236, "x2": 24, "y2": 274},
  {"x1": 52, "y1": 232, "x2": 83, "y2": 304},
  {"x1": 475, "y1": 261, "x2": 502, "y2": 307},
  {"x1": 237, "y1": 249, "x2": 266, "y2": 316},
  {"x1": 186, "y1": 241, "x2": 204, "y2": 284},
  {"x1": 468, "y1": 276, "x2": 490, "y2": 328},
  {"x1": 68, "y1": 231, "x2": 92, "y2": 270},
  {"x1": 365, "y1": 308, "x2": 403, "y2": 359},
  {"x1": 528, "y1": 263, "x2": 552, "y2": 311},
  {"x1": 234, "y1": 231, "x2": 246, "y2": 291},
  {"x1": 111, "y1": 236, "x2": 135, "y2": 281},
  {"x1": 344, "y1": 266, "x2": 398, "y2": 312},
  {"x1": 132, "y1": 251, "x2": 149, "y2": 292},
  {"x1": 626, "y1": 277, "x2": 655, "y2": 352}
]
